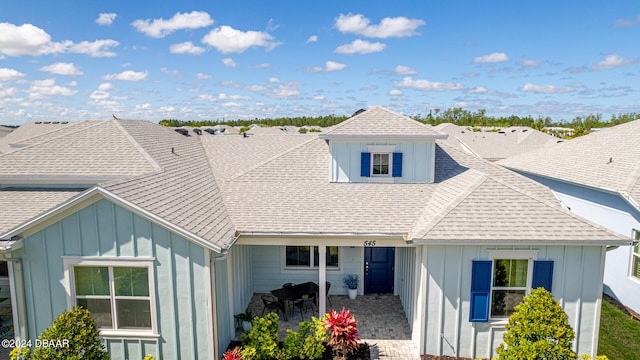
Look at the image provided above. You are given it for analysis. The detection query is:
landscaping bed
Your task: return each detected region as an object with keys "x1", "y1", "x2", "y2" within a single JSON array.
[{"x1": 226, "y1": 341, "x2": 370, "y2": 360}]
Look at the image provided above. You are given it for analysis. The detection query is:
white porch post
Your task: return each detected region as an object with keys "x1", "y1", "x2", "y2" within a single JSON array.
[{"x1": 318, "y1": 245, "x2": 327, "y2": 315}]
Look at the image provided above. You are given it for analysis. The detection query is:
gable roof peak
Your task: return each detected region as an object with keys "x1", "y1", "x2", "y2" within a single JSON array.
[{"x1": 320, "y1": 106, "x2": 447, "y2": 140}]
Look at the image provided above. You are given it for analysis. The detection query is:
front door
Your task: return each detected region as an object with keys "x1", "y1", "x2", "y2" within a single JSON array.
[{"x1": 364, "y1": 247, "x2": 395, "y2": 294}]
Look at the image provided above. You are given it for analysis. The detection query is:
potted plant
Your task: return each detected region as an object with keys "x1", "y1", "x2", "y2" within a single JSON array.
[
  {"x1": 344, "y1": 274, "x2": 359, "y2": 300},
  {"x1": 234, "y1": 309, "x2": 253, "y2": 331}
]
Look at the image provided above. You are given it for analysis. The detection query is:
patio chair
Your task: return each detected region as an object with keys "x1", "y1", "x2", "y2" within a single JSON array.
[
  {"x1": 293, "y1": 294, "x2": 316, "y2": 320},
  {"x1": 261, "y1": 295, "x2": 284, "y2": 317},
  {"x1": 326, "y1": 281, "x2": 333, "y2": 307}
]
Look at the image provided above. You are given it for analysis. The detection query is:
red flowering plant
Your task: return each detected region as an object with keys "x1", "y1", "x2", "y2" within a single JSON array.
[
  {"x1": 222, "y1": 346, "x2": 244, "y2": 360},
  {"x1": 322, "y1": 307, "x2": 360, "y2": 359}
]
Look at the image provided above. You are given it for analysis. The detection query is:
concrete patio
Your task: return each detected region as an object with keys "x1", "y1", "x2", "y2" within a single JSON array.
[{"x1": 243, "y1": 293, "x2": 421, "y2": 359}]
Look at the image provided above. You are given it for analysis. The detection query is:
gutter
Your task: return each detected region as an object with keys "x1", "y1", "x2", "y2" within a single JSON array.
[{"x1": 237, "y1": 231, "x2": 408, "y2": 238}]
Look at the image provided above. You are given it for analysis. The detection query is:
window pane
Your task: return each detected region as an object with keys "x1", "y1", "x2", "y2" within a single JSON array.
[
  {"x1": 75, "y1": 267, "x2": 110, "y2": 296},
  {"x1": 78, "y1": 298, "x2": 113, "y2": 328},
  {"x1": 493, "y1": 259, "x2": 528, "y2": 287},
  {"x1": 372, "y1": 153, "x2": 389, "y2": 175},
  {"x1": 491, "y1": 289, "x2": 526, "y2": 317},
  {"x1": 114, "y1": 267, "x2": 149, "y2": 297},
  {"x1": 313, "y1": 246, "x2": 339, "y2": 267},
  {"x1": 633, "y1": 255, "x2": 640, "y2": 279},
  {"x1": 116, "y1": 299, "x2": 152, "y2": 329},
  {"x1": 286, "y1": 246, "x2": 310, "y2": 266}
]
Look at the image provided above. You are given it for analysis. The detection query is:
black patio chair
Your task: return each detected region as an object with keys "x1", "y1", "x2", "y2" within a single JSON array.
[
  {"x1": 326, "y1": 281, "x2": 333, "y2": 307},
  {"x1": 261, "y1": 295, "x2": 284, "y2": 317},
  {"x1": 293, "y1": 294, "x2": 316, "y2": 320}
]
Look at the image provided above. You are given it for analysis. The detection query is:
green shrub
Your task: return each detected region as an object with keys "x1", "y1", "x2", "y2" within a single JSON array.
[
  {"x1": 580, "y1": 355, "x2": 609, "y2": 360},
  {"x1": 240, "y1": 312, "x2": 279, "y2": 360},
  {"x1": 497, "y1": 288, "x2": 577, "y2": 360},
  {"x1": 30, "y1": 306, "x2": 109, "y2": 360},
  {"x1": 143, "y1": 354, "x2": 156, "y2": 360},
  {"x1": 282, "y1": 317, "x2": 328, "y2": 360},
  {"x1": 9, "y1": 346, "x2": 30, "y2": 360}
]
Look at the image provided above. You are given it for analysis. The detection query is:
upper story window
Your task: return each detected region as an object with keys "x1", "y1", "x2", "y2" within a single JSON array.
[
  {"x1": 491, "y1": 259, "x2": 528, "y2": 317},
  {"x1": 285, "y1": 246, "x2": 339, "y2": 269},
  {"x1": 372, "y1": 153, "x2": 390, "y2": 176},
  {"x1": 361, "y1": 146, "x2": 402, "y2": 178},
  {"x1": 64, "y1": 257, "x2": 156, "y2": 337},
  {"x1": 632, "y1": 230, "x2": 640, "y2": 279}
]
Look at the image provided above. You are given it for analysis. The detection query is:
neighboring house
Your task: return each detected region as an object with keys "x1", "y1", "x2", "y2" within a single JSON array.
[
  {"x1": 434, "y1": 123, "x2": 560, "y2": 161},
  {"x1": 0, "y1": 106, "x2": 629, "y2": 359},
  {"x1": 0, "y1": 126, "x2": 12, "y2": 139},
  {"x1": 498, "y1": 119, "x2": 640, "y2": 315}
]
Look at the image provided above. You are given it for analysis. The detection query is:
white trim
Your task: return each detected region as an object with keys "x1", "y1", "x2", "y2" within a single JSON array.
[
  {"x1": 487, "y1": 250, "x2": 538, "y2": 260},
  {"x1": 320, "y1": 134, "x2": 447, "y2": 141},
  {"x1": 631, "y1": 229, "x2": 640, "y2": 279},
  {"x1": 63, "y1": 257, "x2": 158, "y2": 337},
  {"x1": 485, "y1": 251, "x2": 537, "y2": 321},
  {"x1": 204, "y1": 250, "x2": 215, "y2": 360},
  {"x1": 370, "y1": 152, "x2": 392, "y2": 178},
  {"x1": 366, "y1": 145, "x2": 396, "y2": 153}
]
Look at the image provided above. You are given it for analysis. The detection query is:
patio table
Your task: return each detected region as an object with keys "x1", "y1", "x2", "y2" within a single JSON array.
[{"x1": 270, "y1": 281, "x2": 319, "y2": 320}]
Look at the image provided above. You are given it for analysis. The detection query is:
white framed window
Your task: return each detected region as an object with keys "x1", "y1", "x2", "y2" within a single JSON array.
[
  {"x1": 284, "y1": 246, "x2": 339, "y2": 269},
  {"x1": 488, "y1": 250, "x2": 536, "y2": 319},
  {"x1": 371, "y1": 153, "x2": 391, "y2": 176},
  {"x1": 64, "y1": 257, "x2": 157, "y2": 337},
  {"x1": 632, "y1": 230, "x2": 640, "y2": 280}
]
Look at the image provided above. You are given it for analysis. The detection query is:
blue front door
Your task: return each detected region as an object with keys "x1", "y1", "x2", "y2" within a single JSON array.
[{"x1": 364, "y1": 247, "x2": 395, "y2": 294}]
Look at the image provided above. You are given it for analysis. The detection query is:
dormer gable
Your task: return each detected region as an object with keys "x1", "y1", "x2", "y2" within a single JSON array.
[{"x1": 320, "y1": 106, "x2": 447, "y2": 183}]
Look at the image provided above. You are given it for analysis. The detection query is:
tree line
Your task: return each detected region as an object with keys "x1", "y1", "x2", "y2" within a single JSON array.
[{"x1": 160, "y1": 108, "x2": 639, "y2": 139}]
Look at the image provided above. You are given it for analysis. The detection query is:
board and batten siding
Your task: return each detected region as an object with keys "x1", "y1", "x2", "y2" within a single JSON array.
[
  {"x1": 395, "y1": 247, "x2": 416, "y2": 331},
  {"x1": 251, "y1": 245, "x2": 362, "y2": 295},
  {"x1": 418, "y1": 245, "x2": 605, "y2": 359},
  {"x1": 13, "y1": 199, "x2": 213, "y2": 360},
  {"x1": 329, "y1": 141, "x2": 435, "y2": 183}
]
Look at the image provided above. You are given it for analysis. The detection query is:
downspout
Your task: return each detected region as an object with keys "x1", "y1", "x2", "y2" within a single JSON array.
[
  {"x1": 209, "y1": 233, "x2": 238, "y2": 360},
  {"x1": 0, "y1": 244, "x2": 27, "y2": 341}
]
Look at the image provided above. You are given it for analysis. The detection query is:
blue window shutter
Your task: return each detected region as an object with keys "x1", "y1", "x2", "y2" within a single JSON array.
[
  {"x1": 469, "y1": 260, "x2": 492, "y2": 322},
  {"x1": 361, "y1": 152, "x2": 371, "y2": 177},
  {"x1": 392, "y1": 152, "x2": 403, "y2": 177},
  {"x1": 532, "y1": 260, "x2": 554, "y2": 291}
]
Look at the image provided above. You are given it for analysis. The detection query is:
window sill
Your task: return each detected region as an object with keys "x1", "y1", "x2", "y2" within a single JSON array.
[
  {"x1": 489, "y1": 318, "x2": 509, "y2": 328},
  {"x1": 99, "y1": 330, "x2": 159, "y2": 339}
]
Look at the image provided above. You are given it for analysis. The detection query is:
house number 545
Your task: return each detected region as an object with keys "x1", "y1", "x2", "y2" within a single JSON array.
[{"x1": 363, "y1": 240, "x2": 376, "y2": 247}]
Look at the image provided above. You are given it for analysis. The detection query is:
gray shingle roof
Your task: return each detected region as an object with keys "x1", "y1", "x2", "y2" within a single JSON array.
[
  {"x1": 435, "y1": 123, "x2": 559, "y2": 161},
  {"x1": 321, "y1": 106, "x2": 447, "y2": 139},
  {"x1": 498, "y1": 119, "x2": 640, "y2": 209}
]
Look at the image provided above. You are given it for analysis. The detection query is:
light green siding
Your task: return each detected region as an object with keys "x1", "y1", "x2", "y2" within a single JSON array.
[
  {"x1": 14, "y1": 199, "x2": 213, "y2": 360},
  {"x1": 214, "y1": 255, "x2": 233, "y2": 356},
  {"x1": 417, "y1": 244, "x2": 605, "y2": 359}
]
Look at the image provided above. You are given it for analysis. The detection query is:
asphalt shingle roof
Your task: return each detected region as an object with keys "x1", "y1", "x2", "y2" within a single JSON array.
[{"x1": 498, "y1": 119, "x2": 640, "y2": 209}]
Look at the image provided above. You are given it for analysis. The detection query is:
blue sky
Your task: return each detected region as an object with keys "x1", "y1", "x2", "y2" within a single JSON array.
[{"x1": 1, "y1": 1, "x2": 639, "y2": 125}]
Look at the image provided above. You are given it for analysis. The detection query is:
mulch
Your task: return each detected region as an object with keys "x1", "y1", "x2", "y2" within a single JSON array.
[
  {"x1": 226, "y1": 341, "x2": 370, "y2": 360},
  {"x1": 603, "y1": 293, "x2": 640, "y2": 321}
]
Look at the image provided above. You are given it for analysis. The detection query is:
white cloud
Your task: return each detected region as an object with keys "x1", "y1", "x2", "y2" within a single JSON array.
[
  {"x1": 310, "y1": 61, "x2": 347, "y2": 73},
  {"x1": 520, "y1": 59, "x2": 541, "y2": 68},
  {"x1": 613, "y1": 15, "x2": 640, "y2": 27},
  {"x1": 246, "y1": 84, "x2": 267, "y2": 92},
  {"x1": 592, "y1": 54, "x2": 639, "y2": 70},
  {"x1": 394, "y1": 77, "x2": 463, "y2": 91},
  {"x1": 132, "y1": 11, "x2": 214, "y2": 38},
  {"x1": 473, "y1": 52, "x2": 509, "y2": 63},
  {"x1": 89, "y1": 90, "x2": 110, "y2": 100},
  {"x1": 201, "y1": 25, "x2": 280, "y2": 53},
  {"x1": 0, "y1": 84, "x2": 18, "y2": 98},
  {"x1": 196, "y1": 73, "x2": 211, "y2": 80},
  {"x1": 388, "y1": 89, "x2": 403, "y2": 96},
  {"x1": 221, "y1": 102, "x2": 243, "y2": 108},
  {"x1": 335, "y1": 13, "x2": 425, "y2": 38},
  {"x1": 268, "y1": 77, "x2": 280, "y2": 83},
  {"x1": 96, "y1": 13, "x2": 117, "y2": 26},
  {"x1": 250, "y1": 63, "x2": 270, "y2": 69},
  {"x1": 312, "y1": 94, "x2": 325, "y2": 100},
  {"x1": 98, "y1": 83, "x2": 113, "y2": 91},
  {"x1": 306, "y1": 35, "x2": 318, "y2": 43},
  {"x1": 218, "y1": 93, "x2": 250, "y2": 100},
  {"x1": 222, "y1": 57, "x2": 238, "y2": 68},
  {"x1": 70, "y1": 39, "x2": 119, "y2": 57},
  {"x1": 394, "y1": 65, "x2": 416, "y2": 75},
  {"x1": 0, "y1": 22, "x2": 119, "y2": 58},
  {"x1": 468, "y1": 86, "x2": 492, "y2": 94},
  {"x1": 334, "y1": 39, "x2": 386, "y2": 55},
  {"x1": 521, "y1": 82, "x2": 573, "y2": 94},
  {"x1": 267, "y1": 82, "x2": 300, "y2": 99},
  {"x1": 28, "y1": 79, "x2": 78, "y2": 98},
  {"x1": 40, "y1": 62, "x2": 83, "y2": 76},
  {"x1": 136, "y1": 103, "x2": 152, "y2": 110},
  {"x1": 0, "y1": 67, "x2": 25, "y2": 81},
  {"x1": 170, "y1": 41, "x2": 205, "y2": 55},
  {"x1": 103, "y1": 70, "x2": 148, "y2": 81},
  {"x1": 197, "y1": 94, "x2": 216, "y2": 101}
]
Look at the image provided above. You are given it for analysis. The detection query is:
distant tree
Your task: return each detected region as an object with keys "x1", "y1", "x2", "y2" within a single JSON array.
[{"x1": 496, "y1": 288, "x2": 577, "y2": 360}]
